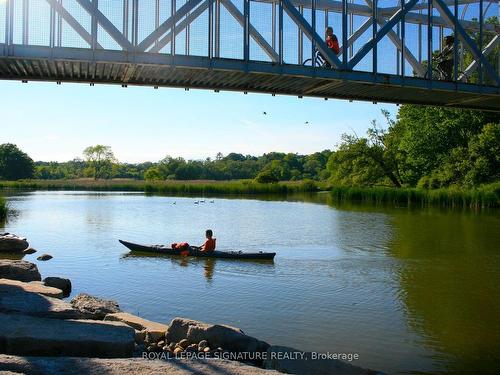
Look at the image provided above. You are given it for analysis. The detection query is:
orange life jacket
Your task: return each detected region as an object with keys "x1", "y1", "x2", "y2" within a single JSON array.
[{"x1": 171, "y1": 242, "x2": 190, "y2": 250}]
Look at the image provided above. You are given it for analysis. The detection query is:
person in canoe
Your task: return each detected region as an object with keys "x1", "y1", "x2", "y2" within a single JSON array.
[
  {"x1": 198, "y1": 229, "x2": 216, "y2": 252},
  {"x1": 170, "y1": 229, "x2": 216, "y2": 255}
]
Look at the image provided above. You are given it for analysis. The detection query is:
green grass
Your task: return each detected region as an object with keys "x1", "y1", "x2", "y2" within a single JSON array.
[
  {"x1": 0, "y1": 178, "x2": 320, "y2": 195},
  {"x1": 0, "y1": 196, "x2": 7, "y2": 220},
  {"x1": 330, "y1": 183, "x2": 500, "y2": 209}
]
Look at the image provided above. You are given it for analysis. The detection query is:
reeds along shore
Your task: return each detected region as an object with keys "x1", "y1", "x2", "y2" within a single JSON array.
[
  {"x1": 1, "y1": 179, "x2": 499, "y2": 209},
  {"x1": 330, "y1": 183, "x2": 500, "y2": 209},
  {"x1": 0, "y1": 179, "x2": 320, "y2": 195}
]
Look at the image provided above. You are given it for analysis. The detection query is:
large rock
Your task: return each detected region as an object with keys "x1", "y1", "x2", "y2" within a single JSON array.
[
  {"x1": 0, "y1": 278, "x2": 63, "y2": 298},
  {"x1": 0, "y1": 235, "x2": 29, "y2": 253},
  {"x1": 166, "y1": 318, "x2": 269, "y2": 361},
  {"x1": 23, "y1": 247, "x2": 37, "y2": 255},
  {"x1": 71, "y1": 293, "x2": 121, "y2": 319},
  {"x1": 37, "y1": 254, "x2": 53, "y2": 261},
  {"x1": 0, "y1": 260, "x2": 41, "y2": 282},
  {"x1": 0, "y1": 313, "x2": 135, "y2": 358},
  {"x1": 0, "y1": 283, "x2": 80, "y2": 319},
  {"x1": 263, "y1": 346, "x2": 383, "y2": 375},
  {"x1": 0, "y1": 355, "x2": 280, "y2": 375},
  {"x1": 104, "y1": 312, "x2": 168, "y2": 342},
  {"x1": 43, "y1": 277, "x2": 72, "y2": 296}
]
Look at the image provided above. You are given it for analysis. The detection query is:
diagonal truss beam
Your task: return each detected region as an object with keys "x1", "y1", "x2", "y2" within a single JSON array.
[
  {"x1": 461, "y1": 35, "x2": 499, "y2": 80},
  {"x1": 137, "y1": 0, "x2": 204, "y2": 52},
  {"x1": 45, "y1": 0, "x2": 102, "y2": 49},
  {"x1": 282, "y1": 0, "x2": 342, "y2": 68},
  {"x1": 338, "y1": 17, "x2": 372, "y2": 57},
  {"x1": 348, "y1": 0, "x2": 419, "y2": 70},
  {"x1": 220, "y1": 0, "x2": 279, "y2": 62},
  {"x1": 149, "y1": 0, "x2": 210, "y2": 53},
  {"x1": 433, "y1": 0, "x2": 499, "y2": 85},
  {"x1": 379, "y1": 17, "x2": 426, "y2": 77},
  {"x1": 364, "y1": 0, "x2": 425, "y2": 77},
  {"x1": 76, "y1": 0, "x2": 133, "y2": 51}
]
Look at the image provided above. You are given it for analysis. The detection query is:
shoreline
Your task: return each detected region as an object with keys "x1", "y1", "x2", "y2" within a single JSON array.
[{"x1": 1, "y1": 179, "x2": 499, "y2": 210}]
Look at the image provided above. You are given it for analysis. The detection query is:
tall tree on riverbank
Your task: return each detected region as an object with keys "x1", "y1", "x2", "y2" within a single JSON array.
[
  {"x1": 327, "y1": 105, "x2": 500, "y2": 188},
  {"x1": 327, "y1": 111, "x2": 404, "y2": 188},
  {"x1": 83, "y1": 145, "x2": 116, "y2": 180},
  {"x1": 0, "y1": 143, "x2": 34, "y2": 180}
]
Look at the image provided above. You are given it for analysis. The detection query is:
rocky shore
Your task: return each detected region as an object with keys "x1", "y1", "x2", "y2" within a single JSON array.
[{"x1": 0, "y1": 233, "x2": 383, "y2": 375}]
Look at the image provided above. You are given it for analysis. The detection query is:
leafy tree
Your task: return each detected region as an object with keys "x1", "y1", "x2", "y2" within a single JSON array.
[
  {"x1": 255, "y1": 169, "x2": 279, "y2": 183},
  {"x1": 327, "y1": 113, "x2": 404, "y2": 187},
  {"x1": 83, "y1": 145, "x2": 116, "y2": 180},
  {"x1": 144, "y1": 167, "x2": 163, "y2": 181},
  {"x1": 327, "y1": 136, "x2": 389, "y2": 186},
  {"x1": 394, "y1": 105, "x2": 499, "y2": 185},
  {"x1": 0, "y1": 143, "x2": 34, "y2": 180}
]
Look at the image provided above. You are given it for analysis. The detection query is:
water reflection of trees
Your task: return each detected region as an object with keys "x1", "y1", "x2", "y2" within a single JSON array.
[{"x1": 386, "y1": 210, "x2": 500, "y2": 374}]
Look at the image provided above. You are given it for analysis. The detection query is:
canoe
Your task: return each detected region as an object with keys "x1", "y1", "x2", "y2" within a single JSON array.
[{"x1": 119, "y1": 240, "x2": 276, "y2": 260}]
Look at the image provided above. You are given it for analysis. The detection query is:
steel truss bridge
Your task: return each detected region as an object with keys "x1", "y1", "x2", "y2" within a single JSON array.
[{"x1": 0, "y1": 0, "x2": 499, "y2": 110}]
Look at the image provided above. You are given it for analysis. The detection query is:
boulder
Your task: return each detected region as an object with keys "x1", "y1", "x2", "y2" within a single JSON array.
[
  {"x1": 263, "y1": 346, "x2": 383, "y2": 375},
  {"x1": 104, "y1": 312, "x2": 168, "y2": 342},
  {"x1": 134, "y1": 329, "x2": 147, "y2": 344},
  {"x1": 23, "y1": 247, "x2": 37, "y2": 255},
  {"x1": 37, "y1": 254, "x2": 53, "y2": 261},
  {"x1": 165, "y1": 317, "x2": 269, "y2": 361},
  {"x1": 0, "y1": 314, "x2": 135, "y2": 358},
  {"x1": 0, "y1": 355, "x2": 282, "y2": 374},
  {"x1": 0, "y1": 283, "x2": 80, "y2": 319},
  {"x1": 0, "y1": 235, "x2": 29, "y2": 253},
  {"x1": 0, "y1": 260, "x2": 41, "y2": 282},
  {"x1": 0, "y1": 278, "x2": 63, "y2": 298},
  {"x1": 71, "y1": 293, "x2": 121, "y2": 320},
  {"x1": 43, "y1": 277, "x2": 72, "y2": 296}
]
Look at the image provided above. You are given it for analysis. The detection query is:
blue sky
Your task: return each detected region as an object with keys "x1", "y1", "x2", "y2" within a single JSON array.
[{"x1": 0, "y1": 80, "x2": 396, "y2": 163}]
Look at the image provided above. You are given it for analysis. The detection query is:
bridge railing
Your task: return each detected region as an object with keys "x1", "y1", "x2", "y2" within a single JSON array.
[{"x1": 1, "y1": 0, "x2": 499, "y2": 86}]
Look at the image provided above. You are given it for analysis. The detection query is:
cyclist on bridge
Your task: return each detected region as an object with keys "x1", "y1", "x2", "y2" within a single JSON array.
[{"x1": 435, "y1": 35, "x2": 455, "y2": 81}]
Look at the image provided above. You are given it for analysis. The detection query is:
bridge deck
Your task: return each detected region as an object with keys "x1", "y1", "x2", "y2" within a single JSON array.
[{"x1": 1, "y1": 45, "x2": 498, "y2": 111}]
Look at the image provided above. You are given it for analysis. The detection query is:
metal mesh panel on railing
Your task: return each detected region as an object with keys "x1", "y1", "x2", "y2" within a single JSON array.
[
  {"x1": 12, "y1": 0, "x2": 23, "y2": 44},
  {"x1": 60, "y1": 0, "x2": 92, "y2": 49},
  {"x1": 98, "y1": 0, "x2": 124, "y2": 50},
  {"x1": 187, "y1": 1, "x2": 208, "y2": 57},
  {"x1": 250, "y1": 1, "x2": 273, "y2": 62},
  {"x1": 28, "y1": 0, "x2": 51, "y2": 46},
  {"x1": 219, "y1": 0, "x2": 243, "y2": 59},
  {"x1": 0, "y1": 1, "x2": 6, "y2": 43},
  {"x1": 175, "y1": 0, "x2": 187, "y2": 55},
  {"x1": 282, "y1": 7, "x2": 298, "y2": 64}
]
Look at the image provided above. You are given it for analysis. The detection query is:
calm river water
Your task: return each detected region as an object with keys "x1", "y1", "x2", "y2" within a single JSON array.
[{"x1": 1, "y1": 191, "x2": 499, "y2": 374}]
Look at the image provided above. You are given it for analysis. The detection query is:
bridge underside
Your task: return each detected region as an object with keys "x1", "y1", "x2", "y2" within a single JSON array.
[
  {"x1": 0, "y1": 0, "x2": 499, "y2": 110},
  {"x1": 1, "y1": 46, "x2": 498, "y2": 110}
]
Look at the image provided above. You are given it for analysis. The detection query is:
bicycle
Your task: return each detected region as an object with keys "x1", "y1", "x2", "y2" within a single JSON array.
[
  {"x1": 302, "y1": 50, "x2": 330, "y2": 68},
  {"x1": 424, "y1": 57, "x2": 468, "y2": 83}
]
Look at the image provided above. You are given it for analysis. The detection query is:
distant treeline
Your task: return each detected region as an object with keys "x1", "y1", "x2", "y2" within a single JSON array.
[
  {"x1": 1, "y1": 104, "x2": 499, "y2": 192},
  {"x1": 31, "y1": 150, "x2": 333, "y2": 182}
]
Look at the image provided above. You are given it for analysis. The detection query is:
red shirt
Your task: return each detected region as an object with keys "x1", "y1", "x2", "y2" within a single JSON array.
[
  {"x1": 202, "y1": 238, "x2": 216, "y2": 252},
  {"x1": 327, "y1": 35, "x2": 340, "y2": 55}
]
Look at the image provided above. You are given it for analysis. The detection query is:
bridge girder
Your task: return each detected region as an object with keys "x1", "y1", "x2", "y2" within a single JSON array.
[{"x1": 0, "y1": 0, "x2": 499, "y2": 110}]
